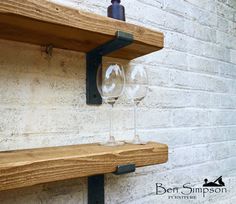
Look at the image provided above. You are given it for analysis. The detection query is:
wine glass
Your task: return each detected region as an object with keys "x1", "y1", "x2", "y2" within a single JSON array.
[
  {"x1": 125, "y1": 64, "x2": 148, "y2": 144},
  {"x1": 97, "y1": 61, "x2": 125, "y2": 146}
]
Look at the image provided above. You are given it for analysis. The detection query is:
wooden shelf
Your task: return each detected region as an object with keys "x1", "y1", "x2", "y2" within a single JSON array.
[
  {"x1": 0, "y1": 0, "x2": 163, "y2": 60},
  {"x1": 0, "y1": 142, "x2": 168, "y2": 191}
]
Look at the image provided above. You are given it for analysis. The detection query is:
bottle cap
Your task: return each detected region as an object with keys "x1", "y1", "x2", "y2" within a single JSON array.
[{"x1": 111, "y1": 0, "x2": 121, "y2": 3}]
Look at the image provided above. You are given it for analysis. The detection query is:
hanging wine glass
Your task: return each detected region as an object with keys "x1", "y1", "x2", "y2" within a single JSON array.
[
  {"x1": 97, "y1": 61, "x2": 125, "y2": 146},
  {"x1": 125, "y1": 64, "x2": 148, "y2": 144}
]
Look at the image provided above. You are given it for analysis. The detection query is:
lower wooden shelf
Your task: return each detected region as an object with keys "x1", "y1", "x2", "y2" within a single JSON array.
[{"x1": 0, "y1": 142, "x2": 168, "y2": 191}]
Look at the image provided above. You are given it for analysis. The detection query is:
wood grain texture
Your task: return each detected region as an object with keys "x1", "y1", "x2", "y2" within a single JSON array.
[
  {"x1": 0, "y1": 142, "x2": 168, "y2": 191},
  {"x1": 0, "y1": 0, "x2": 163, "y2": 60}
]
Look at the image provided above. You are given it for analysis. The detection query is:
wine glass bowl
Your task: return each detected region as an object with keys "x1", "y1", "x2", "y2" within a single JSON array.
[
  {"x1": 97, "y1": 63, "x2": 125, "y2": 105},
  {"x1": 126, "y1": 65, "x2": 148, "y2": 103}
]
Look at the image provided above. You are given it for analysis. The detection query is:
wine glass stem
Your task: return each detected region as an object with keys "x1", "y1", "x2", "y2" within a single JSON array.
[
  {"x1": 109, "y1": 104, "x2": 114, "y2": 141},
  {"x1": 134, "y1": 103, "x2": 137, "y2": 137}
]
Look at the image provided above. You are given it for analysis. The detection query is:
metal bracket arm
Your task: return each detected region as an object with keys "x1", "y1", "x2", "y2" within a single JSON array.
[
  {"x1": 114, "y1": 164, "x2": 136, "y2": 175},
  {"x1": 88, "y1": 164, "x2": 136, "y2": 204},
  {"x1": 86, "y1": 31, "x2": 134, "y2": 105}
]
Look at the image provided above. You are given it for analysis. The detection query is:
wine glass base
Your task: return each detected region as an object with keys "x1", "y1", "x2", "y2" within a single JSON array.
[
  {"x1": 125, "y1": 140, "x2": 148, "y2": 145},
  {"x1": 125, "y1": 135, "x2": 148, "y2": 145},
  {"x1": 133, "y1": 140, "x2": 148, "y2": 145},
  {"x1": 100, "y1": 140, "x2": 125, "y2": 147}
]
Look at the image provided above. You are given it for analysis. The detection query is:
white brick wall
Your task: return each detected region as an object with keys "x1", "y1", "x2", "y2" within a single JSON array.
[{"x1": 0, "y1": 0, "x2": 236, "y2": 203}]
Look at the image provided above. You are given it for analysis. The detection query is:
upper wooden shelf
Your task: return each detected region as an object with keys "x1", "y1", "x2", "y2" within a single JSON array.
[
  {"x1": 0, "y1": 0, "x2": 163, "y2": 60},
  {"x1": 0, "y1": 142, "x2": 168, "y2": 191}
]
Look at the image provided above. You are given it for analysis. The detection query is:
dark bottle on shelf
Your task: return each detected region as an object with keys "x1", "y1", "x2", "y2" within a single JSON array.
[{"x1": 107, "y1": 0, "x2": 126, "y2": 21}]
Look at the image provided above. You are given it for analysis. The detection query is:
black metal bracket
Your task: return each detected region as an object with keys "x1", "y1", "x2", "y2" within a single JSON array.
[
  {"x1": 86, "y1": 31, "x2": 134, "y2": 105},
  {"x1": 114, "y1": 164, "x2": 136, "y2": 175},
  {"x1": 88, "y1": 175, "x2": 104, "y2": 204},
  {"x1": 88, "y1": 164, "x2": 136, "y2": 204}
]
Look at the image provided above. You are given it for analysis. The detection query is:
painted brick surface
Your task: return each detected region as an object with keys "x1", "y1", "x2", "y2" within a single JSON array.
[{"x1": 0, "y1": 0, "x2": 236, "y2": 203}]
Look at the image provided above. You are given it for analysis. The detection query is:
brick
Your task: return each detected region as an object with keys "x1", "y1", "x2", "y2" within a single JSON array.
[
  {"x1": 144, "y1": 87, "x2": 195, "y2": 108},
  {"x1": 126, "y1": 2, "x2": 166, "y2": 27},
  {"x1": 219, "y1": 94, "x2": 236, "y2": 108},
  {"x1": 164, "y1": 12, "x2": 185, "y2": 33},
  {"x1": 230, "y1": 80, "x2": 236, "y2": 94},
  {"x1": 170, "y1": 70, "x2": 208, "y2": 91},
  {"x1": 164, "y1": 0, "x2": 186, "y2": 16},
  {"x1": 137, "y1": 108, "x2": 172, "y2": 128},
  {"x1": 226, "y1": 0, "x2": 236, "y2": 9},
  {"x1": 147, "y1": 66, "x2": 172, "y2": 87},
  {"x1": 186, "y1": 4, "x2": 217, "y2": 27},
  {"x1": 184, "y1": 0, "x2": 217, "y2": 12},
  {"x1": 217, "y1": 31, "x2": 236, "y2": 49},
  {"x1": 217, "y1": 16, "x2": 229, "y2": 33},
  {"x1": 185, "y1": 36, "x2": 230, "y2": 61},
  {"x1": 138, "y1": 0, "x2": 164, "y2": 8},
  {"x1": 165, "y1": 32, "x2": 187, "y2": 51},
  {"x1": 217, "y1": 1, "x2": 235, "y2": 21},
  {"x1": 136, "y1": 49, "x2": 188, "y2": 70},
  {"x1": 185, "y1": 19, "x2": 217, "y2": 42},
  {"x1": 191, "y1": 127, "x2": 230, "y2": 144},
  {"x1": 228, "y1": 21, "x2": 236, "y2": 36},
  {"x1": 187, "y1": 54, "x2": 219, "y2": 75},
  {"x1": 138, "y1": 127, "x2": 193, "y2": 148},
  {"x1": 171, "y1": 69, "x2": 233, "y2": 93},
  {"x1": 209, "y1": 110, "x2": 236, "y2": 126},
  {"x1": 230, "y1": 49, "x2": 236, "y2": 64},
  {"x1": 172, "y1": 109, "x2": 210, "y2": 127},
  {"x1": 218, "y1": 61, "x2": 236, "y2": 79}
]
